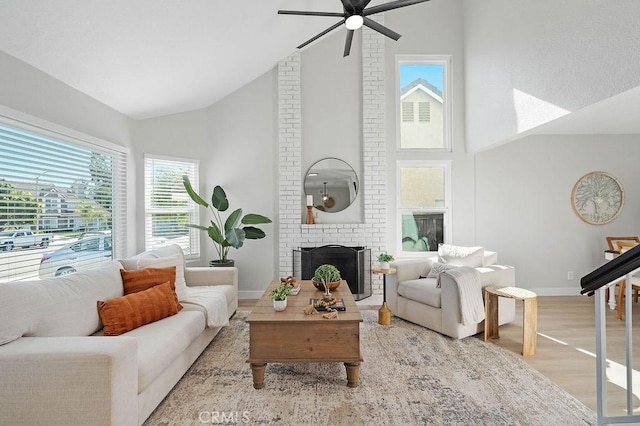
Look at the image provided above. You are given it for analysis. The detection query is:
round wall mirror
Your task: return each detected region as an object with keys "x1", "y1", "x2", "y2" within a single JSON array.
[{"x1": 304, "y1": 158, "x2": 358, "y2": 213}]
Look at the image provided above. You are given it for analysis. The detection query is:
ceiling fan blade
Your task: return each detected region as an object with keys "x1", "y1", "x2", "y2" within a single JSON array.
[
  {"x1": 297, "y1": 21, "x2": 345, "y2": 49},
  {"x1": 355, "y1": 0, "x2": 373, "y2": 9},
  {"x1": 343, "y1": 30, "x2": 354, "y2": 57},
  {"x1": 363, "y1": 17, "x2": 401, "y2": 41},
  {"x1": 340, "y1": 0, "x2": 356, "y2": 13},
  {"x1": 363, "y1": 0, "x2": 431, "y2": 16},
  {"x1": 278, "y1": 10, "x2": 345, "y2": 18}
]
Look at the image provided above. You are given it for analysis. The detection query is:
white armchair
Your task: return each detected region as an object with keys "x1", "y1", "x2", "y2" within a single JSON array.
[{"x1": 386, "y1": 247, "x2": 516, "y2": 339}]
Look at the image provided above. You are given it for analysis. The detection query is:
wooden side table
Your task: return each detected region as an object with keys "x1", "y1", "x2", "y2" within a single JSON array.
[
  {"x1": 373, "y1": 267, "x2": 396, "y2": 325},
  {"x1": 484, "y1": 286, "x2": 538, "y2": 356}
]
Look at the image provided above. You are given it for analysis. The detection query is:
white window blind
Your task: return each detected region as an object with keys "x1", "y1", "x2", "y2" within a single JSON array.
[
  {"x1": 0, "y1": 118, "x2": 127, "y2": 282},
  {"x1": 397, "y1": 160, "x2": 450, "y2": 256},
  {"x1": 144, "y1": 155, "x2": 200, "y2": 258}
]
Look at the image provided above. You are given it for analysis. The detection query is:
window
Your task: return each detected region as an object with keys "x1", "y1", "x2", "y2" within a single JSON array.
[
  {"x1": 0, "y1": 117, "x2": 127, "y2": 282},
  {"x1": 397, "y1": 56, "x2": 450, "y2": 150},
  {"x1": 397, "y1": 161, "x2": 450, "y2": 256},
  {"x1": 144, "y1": 155, "x2": 199, "y2": 258}
]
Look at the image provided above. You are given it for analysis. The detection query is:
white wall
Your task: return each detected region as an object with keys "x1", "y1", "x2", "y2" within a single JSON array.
[
  {"x1": 205, "y1": 70, "x2": 278, "y2": 299},
  {"x1": 464, "y1": 0, "x2": 640, "y2": 152},
  {"x1": 132, "y1": 69, "x2": 278, "y2": 299},
  {"x1": 0, "y1": 50, "x2": 136, "y2": 255},
  {"x1": 130, "y1": 109, "x2": 208, "y2": 254},
  {"x1": 0, "y1": 50, "x2": 131, "y2": 149},
  {"x1": 476, "y1": 134, "x2": 640, "y2": 295}
]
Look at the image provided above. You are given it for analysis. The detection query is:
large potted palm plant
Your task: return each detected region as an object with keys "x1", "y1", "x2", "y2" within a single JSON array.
[{"x1": 183, "y1": 176, "x2": 272, "y2": 266}]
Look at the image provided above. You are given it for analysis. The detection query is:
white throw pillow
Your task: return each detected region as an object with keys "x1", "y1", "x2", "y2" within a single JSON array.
[
  {"x1": 137, "y1": 254, "x2": 187, "y2": 301},
  {"x1": 438, "y1": 244, "x2": 485, "y2": 267},
  {"x1": 426, "y1": 262, "x2": 458, "y2": 279}
]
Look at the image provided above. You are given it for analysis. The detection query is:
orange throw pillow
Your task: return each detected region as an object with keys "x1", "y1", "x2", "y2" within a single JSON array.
[
  {"x1": 97, "y1": 281, "x2": 183, "y2": 336},
  {"x1": 120, "y1": 267, "x2": 176, "y2": 295}
]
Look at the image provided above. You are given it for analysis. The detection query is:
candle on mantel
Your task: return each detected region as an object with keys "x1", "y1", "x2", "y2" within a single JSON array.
[{"x1": 306, "y1": 195, "x2": 313, "y2": 206}]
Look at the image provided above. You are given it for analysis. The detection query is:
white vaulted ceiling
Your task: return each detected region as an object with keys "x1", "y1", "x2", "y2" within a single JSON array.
[
  {"x1": 1, "y1": 0, "x2": 640, "y2": 137},
  {"x1": 0, "y1": 0, "x2": 347, "y2": 119}
]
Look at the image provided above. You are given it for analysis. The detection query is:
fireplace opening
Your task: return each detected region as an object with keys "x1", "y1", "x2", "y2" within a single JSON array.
[{"x1": 293, "y1": 245, "x2": 371, "y2": 300}]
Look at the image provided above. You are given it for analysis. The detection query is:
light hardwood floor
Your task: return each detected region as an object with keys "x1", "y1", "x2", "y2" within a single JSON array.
[{"x1": 239, "y1": 295, "x2": 640, "y2": 416}]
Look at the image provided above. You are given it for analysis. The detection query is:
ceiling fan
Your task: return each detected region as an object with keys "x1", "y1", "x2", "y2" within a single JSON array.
[{"x1": 278, "y1": 0, "x2": 431, "y2": 57}]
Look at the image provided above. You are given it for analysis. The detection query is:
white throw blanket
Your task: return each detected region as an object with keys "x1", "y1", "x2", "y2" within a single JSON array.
[
  {"x1": 180, "y1": 287, "x2": 229, "y2": 328},
  {"x1": 441, "y1": 266, "x2": 484, "y2": 325}
]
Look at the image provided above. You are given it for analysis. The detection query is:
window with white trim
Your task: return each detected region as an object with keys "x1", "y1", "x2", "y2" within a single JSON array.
[
  {"x1": 143, "y1": 155, "x2": 199, "y2": 258},
  {"x1": 0, "y1": 118, "x2": 127, "y2": 282},
  {"x1": 397, "y1": 56, "x2": 450, "y2": 150},
  {"x1": 397, "y1": 161, "x2": 450, "y2": 256}
]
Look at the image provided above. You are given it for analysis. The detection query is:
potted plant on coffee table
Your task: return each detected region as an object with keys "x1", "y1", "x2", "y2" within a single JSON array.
[
  {"x1": 377, "y1": 252, "x2": 394, "y2": 270},
  {"x1": 183, "y1": 176, "x2": 272, "y2": 267},
  {"x1": 312, "y1": 264, "x2": 342, "y2": 301},
  {"x1": 271, "y1": 282, "x2": 293, "y2": 311}
]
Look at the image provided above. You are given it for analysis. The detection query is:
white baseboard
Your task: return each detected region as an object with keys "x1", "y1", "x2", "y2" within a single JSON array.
[{"x1": 524, "y1": 286, "x2": 583, "y2": 296}]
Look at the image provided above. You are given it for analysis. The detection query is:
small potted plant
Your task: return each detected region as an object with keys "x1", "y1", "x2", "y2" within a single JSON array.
[
  {"x1": 312, "y1": 264, "x2": 342, "y2": 300},
  {"x1": 377, "y1": 252, "x2": 394, "y2": 270},
  {"x1": 270, "y1": 282, "x2": 293, "y2": 311}
]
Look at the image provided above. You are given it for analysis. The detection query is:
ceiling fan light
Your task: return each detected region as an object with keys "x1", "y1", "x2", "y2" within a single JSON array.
[{"x1": 345, "y1": 15, "x2": 363, "y2": 30}]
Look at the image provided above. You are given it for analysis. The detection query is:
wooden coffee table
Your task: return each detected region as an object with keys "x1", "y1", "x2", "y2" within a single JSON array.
[{"x1": 246, "y1": 280, "x2": 363, "y2": 389}]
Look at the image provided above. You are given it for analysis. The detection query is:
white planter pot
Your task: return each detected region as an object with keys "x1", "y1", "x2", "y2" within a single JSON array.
[
  {"x1": 273, "y1": 299, "x2": 287, "y2": 311},
  {"x1": 379, "y1": 262, "x2": 390, "y2": 270}
]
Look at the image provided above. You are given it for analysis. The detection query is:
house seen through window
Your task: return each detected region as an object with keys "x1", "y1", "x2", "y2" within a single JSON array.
[
  {"x1": 398, "y1": 58, "x2": 449, "y2": 150},
  {"x1": 0, "y1": 119, "x2": 126, "y2": 282}
]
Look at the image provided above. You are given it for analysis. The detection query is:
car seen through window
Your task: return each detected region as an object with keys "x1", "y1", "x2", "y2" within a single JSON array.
[{"x1": 39, "y1": 233, "x2": 113, "y2": 278}]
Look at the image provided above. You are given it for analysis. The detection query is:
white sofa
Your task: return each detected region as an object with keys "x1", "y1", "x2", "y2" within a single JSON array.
[
  {"x1": 0, "y1": 244, "x2": 237, "y2": 426},
  {"x1": 386, "y1": 247, "x2": 516, "y2": 339}
]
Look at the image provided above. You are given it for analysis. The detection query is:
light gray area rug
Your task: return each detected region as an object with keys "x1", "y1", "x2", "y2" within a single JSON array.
[{"x1": 145, "y1": 311, "x2": 595, "y2": 425}]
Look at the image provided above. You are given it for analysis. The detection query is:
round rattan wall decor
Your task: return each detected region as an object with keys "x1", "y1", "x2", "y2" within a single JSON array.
[{"x1": 571, "y1": 171, "x2": 624, "y2": 225}]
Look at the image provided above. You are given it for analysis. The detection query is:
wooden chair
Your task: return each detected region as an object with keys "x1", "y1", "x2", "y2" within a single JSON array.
[
  {"x1": 606, "y1": 236, "x2": 640, "y2": 252},
  {"x1": 613, "y1": 239, "x2": 640, "y2": 320},
  {"x1": 603, "y1": 237, "x2": 639, "y2": 318}
]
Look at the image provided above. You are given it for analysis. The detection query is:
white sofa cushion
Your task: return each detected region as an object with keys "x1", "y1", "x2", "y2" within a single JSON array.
[
  {"x1": 397, "y1": 278, "x2": 441, "y2": 308},
  {"x1": 118, "y1": 310, "x2": 206, "y2": 392},
  {"x1": 119, "y1": 244, "x2": 186, "y2": 271},
  {"x1": 0, "y1": 260, "x2": 123, "y2": 345},
  {"x1": 438, "y1": 244, "x2": 485, "y2": 267}
]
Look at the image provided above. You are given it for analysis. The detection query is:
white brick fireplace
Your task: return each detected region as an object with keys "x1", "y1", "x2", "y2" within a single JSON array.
[{"x1": 277, "y1": 20, "x2": 388, "y2": 295}]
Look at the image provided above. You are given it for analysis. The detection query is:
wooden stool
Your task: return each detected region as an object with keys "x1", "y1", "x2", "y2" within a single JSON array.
[{"x1": 484, "y1": 286, "x2": 538, "y2": 356}]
